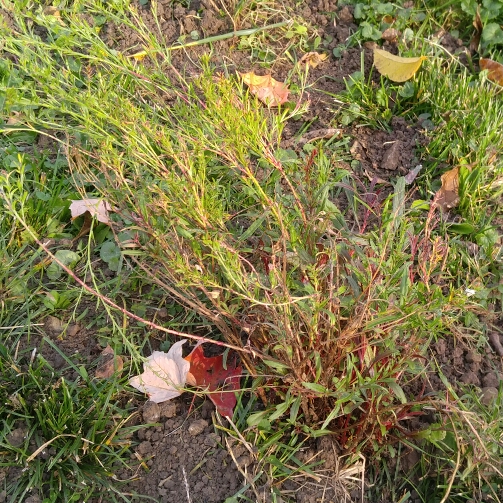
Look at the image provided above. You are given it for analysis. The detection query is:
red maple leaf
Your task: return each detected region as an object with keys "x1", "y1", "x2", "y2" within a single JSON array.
[{"x1": 184, "y1": 345, "x2": 242, "y2": 417}]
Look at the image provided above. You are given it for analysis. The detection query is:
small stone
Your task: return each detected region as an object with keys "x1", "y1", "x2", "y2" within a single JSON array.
[
  {"x1": 159, "y1": 401, "x2": 177, "y2": 419},
  {"x1": 66, "y1": 323, "x2": 80, "y2": 337},
  {"x1": 481, "y1": 387, "x2": 499, "y2": 406},
  {"x1": 142, "y1": 401, "x2": 161, "y2": 423},
  {"x1": 188, "y1": 419, "x2": 208, "y2": 436}
]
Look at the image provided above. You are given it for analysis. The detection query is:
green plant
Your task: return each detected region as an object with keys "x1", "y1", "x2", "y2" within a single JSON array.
[
  {"x1": 0, "y1": 340, "x2": 139, "y2": 502},
  {"x1": 1, "y1": 0, "x2": 471, "y2": 453},
  {"x1": 461, "y1": 0, "x2": 503, "y2": 53}
]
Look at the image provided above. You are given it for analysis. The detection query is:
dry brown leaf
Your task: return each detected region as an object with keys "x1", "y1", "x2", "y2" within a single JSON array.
[
  {"x1": 434, "y1": 166, "x2": 460, "y2": 211},
  {"x1": 240, "y1": 72, "x2": 289, "y2": 106},
  {"x1": 470, "y1": 7, "x2": 482, "y2": 53},
  {"x1": 6, "y1": 112, "x2": 26, "y2": 125},
  {"x1": 69, "y1": 198, "x2": 112, "y2": 225},
  {"x1": 382, "y1": 28, "x2": 400, "y2": 42},
  {"x1": 95, "y1": 345, "x2": 124, "y2": 379},
  {"x1": 299, "y1": 52, "x2": 328, "y2": 68},
  {"x1": 42, "y1": 6, "x2": 65, "y2": 26},
  {"x1": 480, "y1": 58, "x2": 503, "y2": 86}
]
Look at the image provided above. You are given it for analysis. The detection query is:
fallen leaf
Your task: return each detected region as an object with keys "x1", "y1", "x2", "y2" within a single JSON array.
[
  {"x1": 434, "y1": 166, "x2": 459, "y2": 211},
  {"x1": 373, "y1": 48, "x2": 427, "y2": 82},
  {"x1": 6, "y1": 112, "x2": 26, "y2": 125},
  {"x1": 129, "y1": 49, "x2": 148, "y2": 61},
  {"x1": 470, "y1": 7, "x2": 482, "y2": 53},
  {"x1": 404, "y1": 164, "x2": 423, "y2": 185},
  {"x1": 480, "y1": 58, "x2": 503, "y2": 86},
  {"x1": 129, "y1": 340, "x2": 190, "y2": 403},
  {"x1": 240, "y1": 72, "x2": 289, "y2": 106},
  {"x1": 69, "y1": 198, "x2": 112, "y2": 225},
  {"x1": 299, "y1": 52, "x2": 328, "y2": 68},
  {"x1": 381, "y1": 28, "x2": 400, "y2": 42},
  {"x1": 42, "y1": 6, "x2": 65, "y2": 26},
  {"x1": 185, "y1": 345, "x2": 242, "y2": 417},
  {"x1": 95, "y1": 344, "x2": 124, "y2": 379}
]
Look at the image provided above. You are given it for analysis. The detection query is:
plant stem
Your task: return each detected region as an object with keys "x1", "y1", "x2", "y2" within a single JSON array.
[{"x1": 130, "y1": 20, "x2": 292, "y2": 57}]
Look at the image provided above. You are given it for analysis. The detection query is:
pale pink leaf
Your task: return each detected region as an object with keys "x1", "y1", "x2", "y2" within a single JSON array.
[
  {"x1": 69, "y1": 198, "x2": 112, "y2": 225},
  {"x1": 129, "y1": 340, "x2": 190, "y2": 403}
]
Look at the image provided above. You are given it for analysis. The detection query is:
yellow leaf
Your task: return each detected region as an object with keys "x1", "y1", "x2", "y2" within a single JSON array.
[
  {"x1": 129, "y1": 50, "x2": 148, "y2": 61},
  {"x1": 373, "y1": 48, "x2": 427, "y2": 82},
  {"x1": 299, "y1": 52, "x2": 328, "y2": 68},
  {"x1": 240, "y1": 72, "x2": 289, "y2": 106}
]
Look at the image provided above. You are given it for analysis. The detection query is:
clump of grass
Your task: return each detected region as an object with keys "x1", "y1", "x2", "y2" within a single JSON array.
[
  {"x1": 1, "y1": 0, "x2": 465, "y2": 454},
  {"x1": 0, "y1": 341, "x2": 138, "y2": 502}
]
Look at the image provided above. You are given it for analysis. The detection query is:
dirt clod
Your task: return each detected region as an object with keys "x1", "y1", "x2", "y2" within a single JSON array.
[
  {"x1": 465, "y1": 349, "x2": 482, "y2": 363},
  {"x1": 482, "y1": 372, "x2": 501, "y2": 388},
  {"x1": 43, "y1": 316, "x2": 64, "y2": 336},
  {"x1": 159, "y1": 400, "x2": 177, "y2": 419},
  {"x1": 459, "y1": 370, "x2": 481, "y2": 386},
  {"x1": 143, "y1": 401, "x2": 161, "y2": 423},
  {"x1": 381, "y1": 140, "x2": 403, "y2": 171},
  {"x1": 481, "y1": 387, "x2": 499, "y2": 405},
  {"x1": 6, "y1": 427, "x2": 27, "y2": 447},
  {"x1": 188, "y1": 419, "x2": 208, "y2": 436}
]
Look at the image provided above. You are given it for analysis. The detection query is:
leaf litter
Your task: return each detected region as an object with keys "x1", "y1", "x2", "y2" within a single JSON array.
[
  {"x1": 239, "y1": 71, "x2": 289, "y2": 106},
  {"x1": 69, "y1": 198, "x2": 113, "y2": 225},
  {"x1": 373, "y1": 48, "x2": 427, "y2": 82},
  {"x1": 130, "y1": 340, "x2": 242, "y2": 417},
  {"x1": 129, "y1": 340, "x2": 190, "y2": 402}
]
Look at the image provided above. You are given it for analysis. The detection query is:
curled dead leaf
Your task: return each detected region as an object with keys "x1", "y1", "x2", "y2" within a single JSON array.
[
  {"x1": 434, "y1": 166, "x2": 459, "y2": 211},
  {"x1": 129, "y1": 340, "x2": 190, "y2": 403},
  {"x1": 95, "y1": 345, "x2": 124, "y2": 379},
  {"x1": 470, "y1": 7, "x2": 482, "y2": 53},
  {"x1": 299, "y1": 52, "x2": 328, "y2": 68},
  {"x1": 240, "y1": 72, "x2": 289, "y2": 106},
  {"x1": 480, "y1": 58, "x2": 503, "y2": 86}
]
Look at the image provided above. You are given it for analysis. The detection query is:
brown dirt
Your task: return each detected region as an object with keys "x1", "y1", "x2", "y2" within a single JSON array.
[{"x1": 5, "y1": 0, "x2": 503, "y2": 502}]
